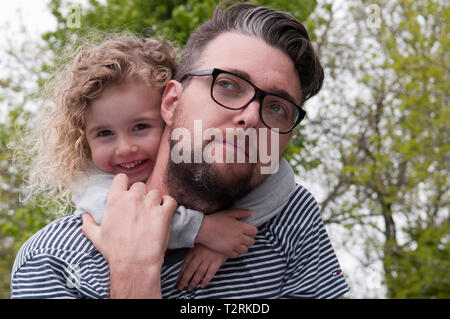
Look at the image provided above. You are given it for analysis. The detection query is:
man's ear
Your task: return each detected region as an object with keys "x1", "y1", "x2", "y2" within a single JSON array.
[{"x1": 160, "y1": 80, "x2": 183, "y2": 126}]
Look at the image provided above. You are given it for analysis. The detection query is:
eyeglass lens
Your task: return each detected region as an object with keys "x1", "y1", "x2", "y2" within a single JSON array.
[{"x1": 212, "y1": 72, "x2": 299, "y2": 132}]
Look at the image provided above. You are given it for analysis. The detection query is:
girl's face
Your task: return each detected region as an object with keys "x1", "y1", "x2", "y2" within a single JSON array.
[{"x1": 85, "y1": 80, "x2": 164, "y2": 184}]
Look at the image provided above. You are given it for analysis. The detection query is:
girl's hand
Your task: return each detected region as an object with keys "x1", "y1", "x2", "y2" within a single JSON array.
[
  {"x1": 195, "y1": 209, "x2": 257, "y2": 258},
  {"x1": 177, "y1": 244, "x2": 227, "y2": 291}
]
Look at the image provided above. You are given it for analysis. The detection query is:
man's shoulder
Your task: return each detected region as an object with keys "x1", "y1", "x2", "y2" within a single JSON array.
[
  {"x1": 271, "y1": 183, "x2": 321, "y2": 225},
  {"x1": 12, "y1": 214, "x2": 95, "y2": 274},
  {"x1": 259, "y1": 183, "x2": 324, "y2": 249},
  {"x1": 11, "y1": 214, "x2": 110, "y2": 299}
]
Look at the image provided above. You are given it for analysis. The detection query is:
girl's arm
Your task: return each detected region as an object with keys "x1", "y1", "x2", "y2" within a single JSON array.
[{"x1": 167, "y1": 206, "x2": 203, "y2": 249}]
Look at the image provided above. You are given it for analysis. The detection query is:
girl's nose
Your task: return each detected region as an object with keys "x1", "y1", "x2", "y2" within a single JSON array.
[{"x1": 115, "y1": 137, "x2": 138, "y2": 157}]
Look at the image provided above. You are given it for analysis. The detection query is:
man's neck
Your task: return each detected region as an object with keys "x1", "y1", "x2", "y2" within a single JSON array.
[{"x1": 146, "y1": 129, "x2": 170, "y2": 195}]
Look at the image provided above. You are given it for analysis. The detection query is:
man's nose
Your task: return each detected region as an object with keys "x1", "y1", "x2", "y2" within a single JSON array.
[
  {"x1": 232, "y1": 99, "x2": 261, "y2": 130},
  {"x1": 115, "y1": 136, "x2": 138, "y2": 156}
]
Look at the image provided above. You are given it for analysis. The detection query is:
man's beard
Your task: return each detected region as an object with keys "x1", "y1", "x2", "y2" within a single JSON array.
[{"x1": 165, "y1": 135, "x2": 257, "y2": 214}]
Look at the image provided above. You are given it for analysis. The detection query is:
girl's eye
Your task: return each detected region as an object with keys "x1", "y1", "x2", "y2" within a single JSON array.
[
  {"x1": 133, "y1": 123, "x2": 150, "y2": 131},
  {"x1": 97, "y1": 130, "x2": 113, "y2": 137}
]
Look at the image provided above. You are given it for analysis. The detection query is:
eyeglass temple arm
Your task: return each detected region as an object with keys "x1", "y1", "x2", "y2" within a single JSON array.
[
  {"x1": 187, "y1": 69, "x2": 214, "y2": 76},
  {"x1": 180, "y1": 69, "x2": 214, "y2": 82}
]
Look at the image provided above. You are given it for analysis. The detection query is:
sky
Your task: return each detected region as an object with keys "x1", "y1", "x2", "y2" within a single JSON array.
[
  {"x1": 0, "y1": 0, "x2": 386, "y2": 298},
  {"x1": 0, "y1": 0, "x2": 56, "y2": 37},
  {"x1": 0, "y1": 1, "x2": 54, "y2": 120}
]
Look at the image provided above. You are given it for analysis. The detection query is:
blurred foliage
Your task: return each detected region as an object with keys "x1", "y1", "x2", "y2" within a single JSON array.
[
  {"x1": 308, "y1": 0, "x2": 449, "y2": 298},
  {"x1": 384, "y1": 221, "x2": 450, "y2": 298},
  {"x1": 43, "y1": 0, "x2": 316, "y2": 48},
  {"x1": 372, "y1": 0, "x2": 449, "y2": 297},
  {"x1": 0, "y1": 107, "x2": 56, "y2": 297}
]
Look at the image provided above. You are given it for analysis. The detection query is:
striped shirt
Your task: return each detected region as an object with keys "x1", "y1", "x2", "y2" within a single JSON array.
[{"x1": 10, "y1": 184, "x2": 349, "y2": 299}]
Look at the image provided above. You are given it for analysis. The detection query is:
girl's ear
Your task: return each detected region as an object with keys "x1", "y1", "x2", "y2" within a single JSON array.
[{"x1": 160, "y1": 80, "x2": 183, "y2": 127}]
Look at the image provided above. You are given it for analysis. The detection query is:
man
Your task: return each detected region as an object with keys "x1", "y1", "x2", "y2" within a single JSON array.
[
  {"x1": 82, "y1": 1, "x2": 349, "y2": 298},
  {"x1": 11, "y1": 2, "x2": 349, "y2": 299}
]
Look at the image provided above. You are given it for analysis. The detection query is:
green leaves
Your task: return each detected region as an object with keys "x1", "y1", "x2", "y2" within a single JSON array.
[
  {"x1": 302, "y1": 0, "x2": 448, "y2": 297},
  {"x1": 384, "y1": 222, "x2": 450, "y2": 298},
  {"x1": 283, "y1": 125, "x2": 321, "y2": 175}
]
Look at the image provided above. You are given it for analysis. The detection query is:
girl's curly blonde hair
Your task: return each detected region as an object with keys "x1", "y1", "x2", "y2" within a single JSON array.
[{"x1": 19, "y1": 34, "x2": 177, "y2": 213}]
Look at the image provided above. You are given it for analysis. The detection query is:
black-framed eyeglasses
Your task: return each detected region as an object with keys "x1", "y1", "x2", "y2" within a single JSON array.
[{"x1": 180, "y1": 68, "x2": 305, "y2": 134}]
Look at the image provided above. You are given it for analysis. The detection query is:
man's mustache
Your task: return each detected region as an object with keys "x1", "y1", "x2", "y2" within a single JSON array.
[{"x1": 169, "y1": 120, "x2": 280, "y2": 174}]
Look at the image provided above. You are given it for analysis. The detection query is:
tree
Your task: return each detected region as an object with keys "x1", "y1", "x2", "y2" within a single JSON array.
[
  {"x1": 306, "y1": 0, "x2": 449, "y2": 297},
  {"x1": 0, "y1": 25, "x2": 55, "y2": 297}
]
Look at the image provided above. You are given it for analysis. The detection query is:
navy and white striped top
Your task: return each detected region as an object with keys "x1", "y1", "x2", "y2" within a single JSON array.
[{"x1": 10, "y1": 184, "x2": 350, "y2": 299}]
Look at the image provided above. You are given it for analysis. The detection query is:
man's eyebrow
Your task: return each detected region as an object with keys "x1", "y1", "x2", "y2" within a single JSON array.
[
  {"x1": 225, "y1": 68, "x2": 251, "y2": 81},
  {"x1": 266, "y1": 86, "x2": 301, "y2": 105},
  {"x1": 224, "y1": 68, "x2": 301, "y2": 105}
]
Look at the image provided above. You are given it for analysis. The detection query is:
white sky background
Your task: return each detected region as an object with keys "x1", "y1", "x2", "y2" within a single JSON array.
[
  {"x1": 0, "y1": 0, "x2": 57, "y2": 121},
  {"x1": 0, "y1": 0, "x2": 387, "y2": 298},
  {"x1": 0, "y1": 1, "x2": 56, "y2": 35}
]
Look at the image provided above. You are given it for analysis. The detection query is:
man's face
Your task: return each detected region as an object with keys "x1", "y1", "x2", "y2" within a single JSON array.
[{"x1": 164, "y1": 32, "x2": 301, "y2": 207}]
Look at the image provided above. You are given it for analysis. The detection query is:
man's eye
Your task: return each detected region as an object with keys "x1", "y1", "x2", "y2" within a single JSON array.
[
  {"x1": 133, "y1": 123, "x2": 150, "y2": 131},
  {"x1": 269, "y1": 104, "x2": 286, "y2": 114},
  {"x1": 97, "y1": 130, "x2": 113, "y2": 137},
  {"x1": 216, "y1": 79, "x2": 237, "y2": 91}
]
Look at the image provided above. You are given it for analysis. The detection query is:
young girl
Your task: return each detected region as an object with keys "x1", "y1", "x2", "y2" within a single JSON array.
[{"x1": 21, "y1": 35, "x2": 296, "y2": 292}]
